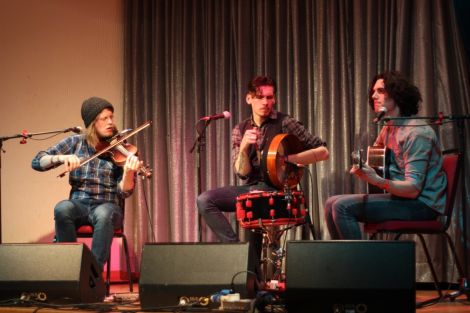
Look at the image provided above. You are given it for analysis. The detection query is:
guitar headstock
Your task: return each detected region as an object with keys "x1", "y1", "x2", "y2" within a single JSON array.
[{"x1": 351, "y1": 149, "x2": 364, "y2": 169}]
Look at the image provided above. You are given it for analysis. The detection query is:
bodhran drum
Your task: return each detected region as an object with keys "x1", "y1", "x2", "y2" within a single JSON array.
[
  {"x1": 261, "y1": 134, "x2": 305, "y2": 189},
  {"x1": 236, "y1": 190, "x2": 306, "y2": 229}
]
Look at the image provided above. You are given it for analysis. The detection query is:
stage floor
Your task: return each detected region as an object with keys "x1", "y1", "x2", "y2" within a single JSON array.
[{"x1": 0, "y1": 283, "x2": 468, "y2": 313}]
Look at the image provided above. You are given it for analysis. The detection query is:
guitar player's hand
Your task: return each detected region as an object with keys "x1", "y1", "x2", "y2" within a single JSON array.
[{"x1": 350, "y1": 163, "x2": 381, "y2": 185}]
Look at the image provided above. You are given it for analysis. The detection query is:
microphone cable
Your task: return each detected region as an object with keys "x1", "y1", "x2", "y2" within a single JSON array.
[{"x1": 230, "y1": 270, "x2": 257, "y2": 294}]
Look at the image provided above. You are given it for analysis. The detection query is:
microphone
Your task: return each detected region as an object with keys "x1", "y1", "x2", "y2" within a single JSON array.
[
  {"x1": 373, "y1": 107, "x2": 387, "y2": 123},
  {"x1": 64, "y1": 126, "x2": 83, "y2": 134},
  {"x1": 200, "y1": 111, "x2": 231, "y2": 121}
]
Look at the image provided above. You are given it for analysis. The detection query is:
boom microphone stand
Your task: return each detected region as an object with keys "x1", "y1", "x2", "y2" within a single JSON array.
[
  {"x1": 190, "y1": 119, "x2": 211, "y2": 242},
  {"x1": 0, "y1": 127, "x2": 81, "y2": 244},
  {"x1": 190, "y1": 111, "x2": 231, "y2": 242}
]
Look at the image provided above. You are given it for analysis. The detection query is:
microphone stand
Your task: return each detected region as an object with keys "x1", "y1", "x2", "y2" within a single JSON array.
[
  {"x1": 381, "y1": 113, "x2": 470, "y2": 299},
  {"x1": 190, "y1": 119, "x2": 211, "y2": 242},
  {"x1": 0, "y1": 127, "x2": 79, "y2": 244}
]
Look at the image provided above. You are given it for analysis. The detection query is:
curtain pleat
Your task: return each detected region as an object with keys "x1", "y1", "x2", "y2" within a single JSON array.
[{"x1": 123, "y1": 0, "x2": 470, "y2": 282}]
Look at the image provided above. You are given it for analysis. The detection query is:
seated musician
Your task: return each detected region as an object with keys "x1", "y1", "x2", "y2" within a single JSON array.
[
  {"x1": 324, "y1": 70, "x2": 446, "y2": 239},
  {"x1": 197, "y1": 75, "x2": 329, "y2": 243},
  {"x1": 31, "y1": 97, "x2": 141, "y2": 270}
]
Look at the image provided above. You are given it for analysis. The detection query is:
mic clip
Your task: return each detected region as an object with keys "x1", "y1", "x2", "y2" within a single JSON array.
[{"x1": 20, "y1": 130, "x2": 29, "y2": 144}]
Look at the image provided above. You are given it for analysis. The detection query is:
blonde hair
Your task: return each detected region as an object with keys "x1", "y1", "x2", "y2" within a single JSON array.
[
  {"x1": 85, "y1": 119, "x2": 118, "y2": 149},
  {"x1": 85, "y1": 122, "x2": 101, "y2": 148}
]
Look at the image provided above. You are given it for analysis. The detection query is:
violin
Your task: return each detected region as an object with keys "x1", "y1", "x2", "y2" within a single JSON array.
[
  {"x1": 58, "y1": 121, "x2": 153, "y2": 178},
  {"x1": 97, "y1": 135, "x2": 153, "y2": 178}
]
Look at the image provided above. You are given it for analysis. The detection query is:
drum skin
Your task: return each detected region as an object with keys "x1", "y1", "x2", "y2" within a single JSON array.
[{"x1": 261, "y1": 134, "x2": 304, "y2": 189}]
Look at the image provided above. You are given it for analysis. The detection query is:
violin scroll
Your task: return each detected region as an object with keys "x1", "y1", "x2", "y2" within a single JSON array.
[{"x1": 137, "y1": 164, "x2": 153, "y2": 179}]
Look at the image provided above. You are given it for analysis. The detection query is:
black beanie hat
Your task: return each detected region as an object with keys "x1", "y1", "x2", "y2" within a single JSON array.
[{"x1": 81, "y1": 97, "x2": 114, "y2": 128}]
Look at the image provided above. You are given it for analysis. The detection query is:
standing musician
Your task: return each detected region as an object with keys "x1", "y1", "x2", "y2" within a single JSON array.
[
  {"x1": 324, "y1": 70, "x2": 447, "y2": 239},
  {"x1": 197, "y1": 75, "x2": 329, "y2": 243},
  {"x1": 32, "y1": 97, "x2": 141, "y2": 270}
]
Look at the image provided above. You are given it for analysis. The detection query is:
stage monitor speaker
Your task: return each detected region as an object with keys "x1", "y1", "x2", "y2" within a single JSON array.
[
  {"x1": 285, "y1": 240, "x2": 415, "y2": 313},
  {"x1": 139, "y1": 242, "x2": 256, "y2": 309},
  {"x1": 0, "y1": 243, "x2": 105, "y2": 303}
]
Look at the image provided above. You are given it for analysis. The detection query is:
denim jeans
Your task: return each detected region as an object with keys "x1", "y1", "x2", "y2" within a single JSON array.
[
  {"x1": 54, "y1": 198, "x2": 123, "y2": 270},
  {"x1": 197, "y1": 182, "x2": 278, "y2": 282},
  {"x1": 324, "y1": 193, "x2": 439, "y2": 239},
  {"x1": 197, "y1": 182, "x2": 277, "y2": 242}
]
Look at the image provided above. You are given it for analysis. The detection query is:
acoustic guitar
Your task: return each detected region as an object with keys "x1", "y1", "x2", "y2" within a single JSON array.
[{"x1": 351, "y1": 145, "x2": 390, "y2": 193}]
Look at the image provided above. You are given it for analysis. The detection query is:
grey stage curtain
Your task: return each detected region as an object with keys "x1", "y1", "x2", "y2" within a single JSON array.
[{"x1": 123, "y1": 0, "x2": 470, "y2": 282}]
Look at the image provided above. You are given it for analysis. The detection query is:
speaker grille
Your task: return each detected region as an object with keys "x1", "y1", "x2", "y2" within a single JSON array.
[
  {"x1": 139, "y1": 242, "x2": 256, "y2": 308},
  {"x1": 0, "y1": 243, "x2": 105, "y2": 303},
  {"x1": 285, "y1": 240, "x2": 415, "y2": 313}
]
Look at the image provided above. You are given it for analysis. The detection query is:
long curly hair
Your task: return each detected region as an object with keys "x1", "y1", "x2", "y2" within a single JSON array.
[{"x1": 368, "y1": 71, "x2": 422, "y2": 116}]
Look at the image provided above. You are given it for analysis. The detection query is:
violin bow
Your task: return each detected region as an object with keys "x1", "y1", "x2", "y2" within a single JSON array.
[{"x1": 57, "y1": 120, "x2": 152, "y2": 178}]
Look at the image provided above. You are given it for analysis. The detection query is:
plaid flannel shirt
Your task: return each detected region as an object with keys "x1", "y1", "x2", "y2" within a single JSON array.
[
  {"x1": 32, "y1": 135, "x2": 133, "y2": 205},
  {"x1": 232, "y1": 110, "x2": 326, "y2": 182}
]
